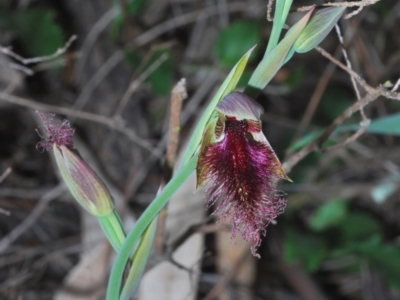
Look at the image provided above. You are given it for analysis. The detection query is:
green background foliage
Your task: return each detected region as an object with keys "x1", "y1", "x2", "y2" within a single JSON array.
[{"x1": 0, "y1": 9, "x2": 64, "y2": 56}]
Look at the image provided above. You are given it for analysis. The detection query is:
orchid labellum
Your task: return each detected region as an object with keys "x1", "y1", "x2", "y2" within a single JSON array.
[{"x1": 196, "y1": 92, "x2": 291, "y2": 257}]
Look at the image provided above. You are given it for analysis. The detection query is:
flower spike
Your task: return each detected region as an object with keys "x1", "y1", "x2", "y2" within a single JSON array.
[{"x1": 196, "y1": 92, "x2": 290, "y2": 257}]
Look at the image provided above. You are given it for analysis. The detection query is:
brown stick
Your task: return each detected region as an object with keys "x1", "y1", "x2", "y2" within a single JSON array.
[
  {"x1": 166, "y1": 79, "x2": 187, "y2": 167},
  {"x1": 153, "y1": 79, "x2": 187, "y2": 253},
  {"x1": 202, "y1": 249, "x2": 250, "y2": 300},
  {"x1": 283, "y1": 91, "x2": 380, "y2": 174},
  {"x1": 0, "y1": 92, "x2": 160, "y2": 156}
]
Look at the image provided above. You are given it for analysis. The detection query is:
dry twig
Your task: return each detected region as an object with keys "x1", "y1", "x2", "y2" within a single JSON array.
[
  {"x1": 0, "y1": 35, "x2": 77, "y2": 65},
  {"x1": 123, "y1": 74, "x2": 218, "y2": 200},
  {"x1": 113, "y1": 52, "x2": 169, "y2": 118},
  {"x1": 0, "y1": 60, "x2": 33, "y2": 76},
  {"x1": 0, "y1": 167, "x2": 12, "y2": 184},
  {"x1": 202, "y1": 249, "x2": 250, "y2": 300},
  {"x1": 296, "y1": 0, "x2": 379, "y2": 11},
  {"x1": 290, "y1": 46, "x2": 341, "y2": 144},
  {"x1": 391, "y1": 78, "x2": 400, "y2": 92},
  {"x1": 0, "y1": 91, "x2": 160, "y2": 156},
  {"x1": 334, "y1": 24, "x2": 371, "y2": 150},
  {"x1": 154, "y1": 78, "x2": 187, "y2": 253},
  {"x1": 267, "y1": 0, "x2": 274, "y2": 21},
  {"x1": 283, "y1": 88, "x2": 397, "y2": 174},
  {"x1": 75, "y1": 8, "x2": 117, "y2": 81},
  {"x1": 78, "y1": 2, "x2": 252, "y2": 96},
  {"x1": 0, "y1": 184, "x2": 66, "y2": 253},
  {"x1": 0, "y1": 166, "x2": 11, "y2": 216},
  {"x1": 0, "y1": 35, "x2": 77, "y2": 76},
  {"x1": 166, "y1": 79, "x2": 187, "y2": 167},
  {"x1": 283, "y1": 44, "x2": 400, "y2": 173}
]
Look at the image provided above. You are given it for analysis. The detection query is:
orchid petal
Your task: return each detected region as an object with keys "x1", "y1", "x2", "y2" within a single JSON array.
[
  {"x1": 216, "y1": 92, "x2": 264, "y2": 121},
  {"x1": 180, "y1": 46, "x2": 256, "y2": 168},
  {"x1": 250, "y1": 129, "x2": 291, "y2": 181},
  {"x1": 196, "y1": 111, "x2": 225, "y2": 189}
]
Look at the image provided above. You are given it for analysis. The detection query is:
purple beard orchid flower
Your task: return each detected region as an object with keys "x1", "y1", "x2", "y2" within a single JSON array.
[{"x1": 196, "y1": 92, "x2": 291, "y2": 257}]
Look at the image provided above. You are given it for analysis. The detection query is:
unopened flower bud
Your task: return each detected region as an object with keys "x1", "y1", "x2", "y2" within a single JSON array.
[
  {"x1": 53, "y1": 144, "x2": 114, "y2": 216},
  {"x1": 294, "y1": 7, "x2": 345, "y2": 53},
  {"x1": 37, "y1": 112, "x2": 114, "y2": 216}
]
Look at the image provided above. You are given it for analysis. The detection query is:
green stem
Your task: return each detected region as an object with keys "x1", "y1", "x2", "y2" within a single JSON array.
[
  {"x1": 120, "y1": 217, "x2": 158, "y2": 300},
  {"x1": 106, "y1": 155, "x2": 197, "y2": 300},
  {"x1": 98, "y1": 210, "x2": 126, "y2": 251}
]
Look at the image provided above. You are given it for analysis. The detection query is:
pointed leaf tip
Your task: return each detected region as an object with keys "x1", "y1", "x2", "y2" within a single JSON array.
[
  {"x1": 294, "y1": 7, "x2": 345, "y2": 53},
  {"x1": 246, "y1": 8, "x2": 314, "y2": 97}
]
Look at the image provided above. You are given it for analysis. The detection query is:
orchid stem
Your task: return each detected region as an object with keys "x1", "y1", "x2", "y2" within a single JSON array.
[
  {"x1": 106, "y1": 155, "x2": 197, "y2": 300},
  {"x1": 98, "y1": 210, "x2": 126, "y2": 252}
]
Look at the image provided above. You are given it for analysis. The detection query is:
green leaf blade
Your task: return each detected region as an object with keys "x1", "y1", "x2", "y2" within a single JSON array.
[
  {"x1": 246, "y1": 9, "x2": 313, "y2": 98},
  {"x1": 284, "y1": 229, "x2": 327, "y2": 272},
  {"x1": 266, "y1": 0, "x2": 294, "y2": 55},
  {"x1": 120, "y1": 218, "x2": 158, "y2": 300},
  {"x1": 4, "y1": 9, "x2": 64, "y2": 57},
  {"x1": 106, "y1": 156, "x2": 197, "y2": 300},
  {"x1": 308, "y1": 199, "x2": 348, "y2": 231}
]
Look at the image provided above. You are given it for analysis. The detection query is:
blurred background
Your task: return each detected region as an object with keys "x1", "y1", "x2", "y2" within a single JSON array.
[{"x1": 1, "y1": 0, "x2": 400, "y2": 299}]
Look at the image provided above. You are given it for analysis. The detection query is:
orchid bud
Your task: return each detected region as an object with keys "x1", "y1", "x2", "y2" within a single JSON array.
[
  {"x1": 196, "y1": 92, "x2": 290, "y2": 257},
  {"x1": 294, "y1": 7, "x2": 345, "y2": 53},
  {"x1": 37, "y1": 112, "x2": 114, "y2": 216},
  {"x1": 53, "y1": 144, "x2": 114, "y2": 216},
  {"x1": 245, "y1": 8, "x2": 313, "y2": 98}
]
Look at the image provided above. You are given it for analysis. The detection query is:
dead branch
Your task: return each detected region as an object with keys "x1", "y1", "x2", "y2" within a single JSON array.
[
  {"x1": 283, "y1": 89, "x2": 387, "y2": 174},
  {"x1": 0, "y1": 167, "x2": 12, "y2": 184},
  {"x1": 0, "y1": 35, "x2": 77, "y2": 66},
  {"x1": 296, "y1": 0, "x2": 380, "y2": 11},
  {"x1": 0, "y1": 91, "x2": 161, "y2": 156},
  {"x1": 0, "y1": 184, "x2": 65, "y2": 253}
]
